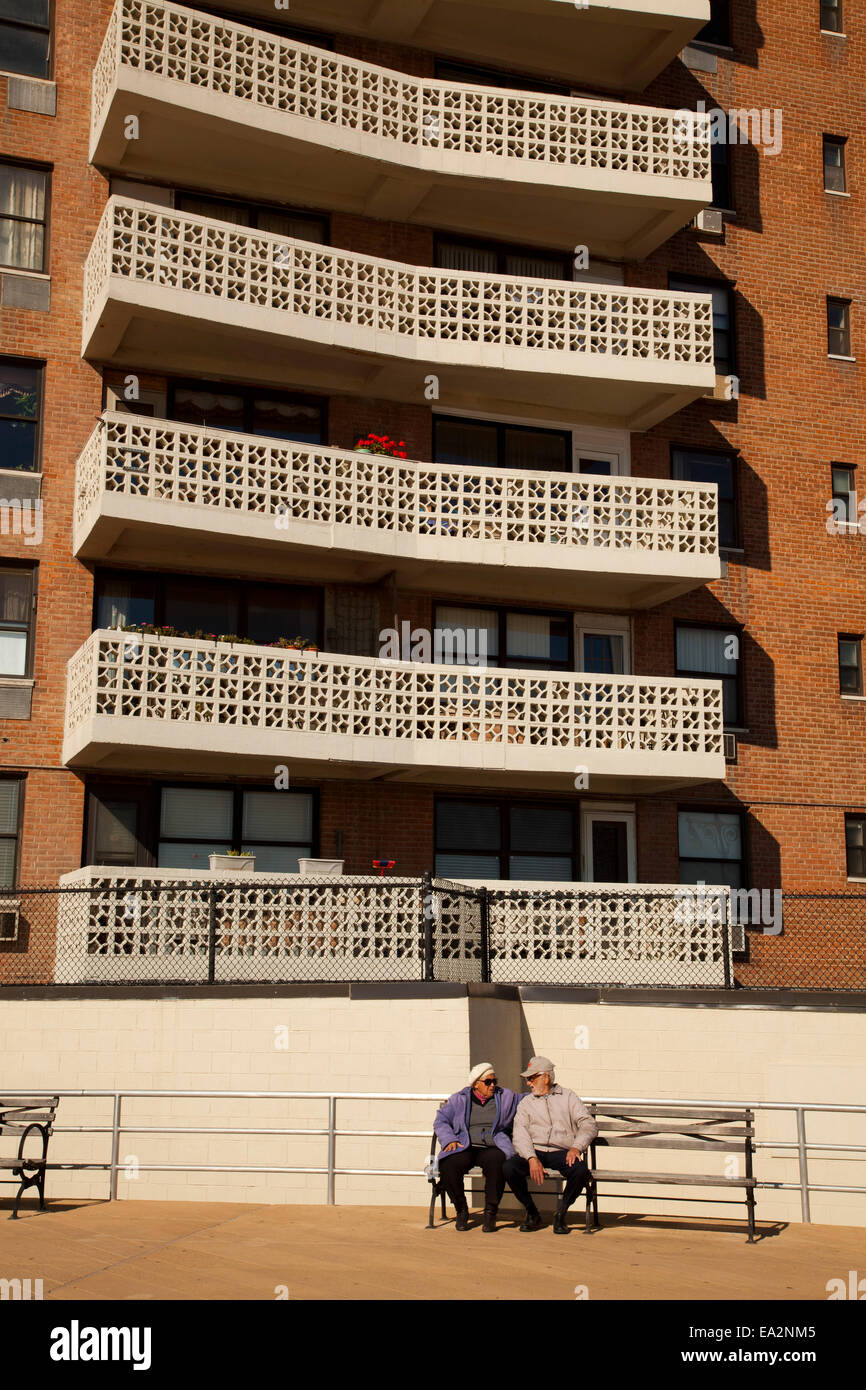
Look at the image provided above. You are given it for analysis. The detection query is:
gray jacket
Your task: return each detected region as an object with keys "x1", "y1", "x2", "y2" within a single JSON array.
[{"x1": 512, "y1": 1084, "x2": 598, "y2": 1160}]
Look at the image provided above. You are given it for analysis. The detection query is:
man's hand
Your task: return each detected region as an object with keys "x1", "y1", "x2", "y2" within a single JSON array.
[
  {"x1": 529, "y1": 1157, "x2": 545, "y2": 1185},
  {"x1": 442, "y1": 1141, "x2": 461, "y2": 1154},
  {"x1": 566, "y1": 1148, "x2": 583, "y2": 1167}
]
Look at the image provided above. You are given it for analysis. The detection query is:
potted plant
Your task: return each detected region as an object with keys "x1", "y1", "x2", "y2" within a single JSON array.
[
  {"x1": 354, "y1": 433, "x2": 408, "y2": 458},
  {"x1": 209, "y1": 849, "x2": 256, "y2": 873}
]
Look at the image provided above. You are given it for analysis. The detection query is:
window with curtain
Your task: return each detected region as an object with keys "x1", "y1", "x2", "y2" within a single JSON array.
[
  {"x1": 169, "y1": 378, "x2": 325, "y2": 443},
  {"x1": 435, "y1": 799, "x2": 577, "y2": 880},
  {"x1": 434, "y1": 59, "x2": 569, "y2": 95},
  {"x1": 0, "y1": 567, "x2": 34, "y2": 676},
  {"x1": 157, "y1": 786, "x2": 314, "y2": 870},
  {"x1": 94, "y1": 572, "x2": 322, "y2": 646},
  {"x1": 435, "y1": 237, "x2": 571, "y2": 281},
  {"x1": 831, "y1": 464, "x2": 856, "y2": 524},
  {"x1": 678, "y1": 809, "x2": 743, "y2": 887},
  {"x1": 433, "y1": 415, "x2": 571, "y2": 473},
  {"x1": 175, "y1": 192, "x2": 328, "y2": 245},
  {"x1": 820, "y1": 0, "x2": 842, "y2": 34},
  {"x1": 827, "y1": 298, "x2": 852, "y2": 357},
  {"x1": 838, "y1": 635, "x2": 863, "y2": 695},
  {"x1": 672, "y1": 446, "x2": 737, "y2": 549},
  {"x1": 434, "y1": 604, "x2": 571, "y2": 670},
  {"x1": 0, "y1": 778, "x2": 21, "y2": 887},
  {"x1": 669, "y1": 275, "x2": 734, "y2": 374},
  {"x1": 506, "y1": 612, "x2": 569, "y2": 668},
  {"x1": 0, "y1": 357, "x2": 43, "y2": 471},
  {"x1": 0, "y1": 0, "x2": 51, "y2": 78},
  {"x1": 676, "y1": 625, "x2": 741, "y2": 724},
  {"x1": 0, "y1": 162, "x2": 48, "y2": 272},
  {"x1": 823, "y1": 136, "x2": 847, "y2": 193},
  {"x1": 433, "y1": 605, "x2": 499, "y2": 667}
]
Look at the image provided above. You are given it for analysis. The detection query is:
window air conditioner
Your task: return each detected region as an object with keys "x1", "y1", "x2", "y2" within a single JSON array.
[
  {"x1": 694, "y1": 208, "x2": 724, "y2": 234},
  {"x1": 0, "y1": 901, "x2": 20, "y2": 942},
  {"x1": 723, "y1": 732, "x2": 738, "y2": 763}
]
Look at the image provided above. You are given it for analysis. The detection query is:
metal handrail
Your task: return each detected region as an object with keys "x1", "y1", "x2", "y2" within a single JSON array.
[{"x1": 1, "y1": 1089, "x2": 863, "y2": 1223}]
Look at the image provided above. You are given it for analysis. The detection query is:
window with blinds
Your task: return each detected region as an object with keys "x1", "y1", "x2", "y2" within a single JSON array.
[
  {"x1": 435, "y1": 799, "x2": 577, "y2": 881},
  {"x1": 433, "y1": 415, "x2": 571, "y2": 473},
  {"x1": 434, "y1": 604, "x2": 571, "y2": 672},
  {"x1": 678, "y1": 809, "x2": 744, "y2": 889},
  {"x1": 158, "y1": 788, "x2": 314, "y2": 871},
  {"x1": 675, "y1": 624, "x2": 741, "y2": 725},
  {"x1": 0, "y1": 778, "x2": 21, "y2": 887}
]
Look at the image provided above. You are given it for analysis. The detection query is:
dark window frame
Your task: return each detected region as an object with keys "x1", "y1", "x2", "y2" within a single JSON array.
[
  {"x1": 167, "y1": 376, "x2": 328, "y2": 443},
  {"x1": 820, "y1": 0, "x2": 843, "y2": 34},
  {"x1": 845, "y1": 811, "x2": 866, "y2": 878},
  {"x1": 0, "y1": 156, "x2": 51, "y2": 274},
  {"x1": 823, "y1": 135, "x2": 847, "y2": 193},
  {"x1": 0, "y1": 561, "x2": 37, "y2": 679},
  {"x1": 434, "y1": 794, "x2": 580, "y2": 881},
  {"x1": 92, "y1": 568, "x2": 324, "y2": 648},
  {"x1": 677, "y1": 803, "x2": 749, "y2": 887},
  {"x1": 181, "y1": 3, "x2": 334, "y2": 48},
  {"x1": 433, "y1": 230, "x2": 573, "y2": 281},
  {"x1": 838, "y1": 633, "x2": 863, "y2": 695},
  {"x1": 710, "y1": 135, "x2": 733, "y2": 212},
  {"x1": 174, "y1": 189, "x2": 330, "y2": 246},
  {"x1": 827, "y1": 296, "x2": 852, "y2": 357},
  {"x1": 434, "y1": 57, "x2": 570, "y2": 95},
  {"x1": 696, "y1": 0, "x2": 732, "y2": 48},
  {"x1": 432, "y1": 413, "x2": 572, "y2": 473},
  {"x1": 670, "y1": 443, "x2": 739, "y2": 550},
  {"x1": 668, "y1": 273, "x2": 736, "y2": 375},
  {"x1": 0, "y1": 0, "x2": 52, "y2": 80},
  {"x1": 0, "y1": 353, "x2": 45, "y2": 474},
  {"x1": 433, "y1": 600, "x2": 574, "y2": 672},
  {"x1": 0, "y1": 773, "x2": 25, "y2": 890},
  {"x1": 675, "y1": 619, "x2": 744, "y2": 728},
  {"x1": 831, "y1": 462, "x2": 857, "y2": 523}
]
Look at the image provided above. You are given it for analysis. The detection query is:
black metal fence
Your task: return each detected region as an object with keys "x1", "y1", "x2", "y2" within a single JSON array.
[{"x1": 0, "y1": 878, "x2": 863, "y2": 991}]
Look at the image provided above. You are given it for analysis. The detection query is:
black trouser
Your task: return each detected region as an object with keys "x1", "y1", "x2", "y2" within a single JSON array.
[
  {"x1": 503, "y1": 1150, "x2": 590, "y2": 1212},
  {"x1": 438, "y1": 1144, "x2": 506, "y2": 1209}
]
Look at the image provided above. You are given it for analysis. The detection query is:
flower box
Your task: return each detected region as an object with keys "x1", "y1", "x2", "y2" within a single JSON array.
[{"x1": 209, "y1": 854, "x2": 256, "y2": 873}]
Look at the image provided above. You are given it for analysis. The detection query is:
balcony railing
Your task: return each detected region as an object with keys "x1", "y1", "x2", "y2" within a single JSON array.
[
  {"x1": 91, "y1": 1, "x2": 709, "y2": 255},
  {"x1": 63, "y1": 630, "x2": 725, "y2": 788},
  {"x1": 73, "y1": 413, "x2": 720, "y2": 605},
  {"x1": 82, "y1": 199, "x2": 715, "y2": 429}
]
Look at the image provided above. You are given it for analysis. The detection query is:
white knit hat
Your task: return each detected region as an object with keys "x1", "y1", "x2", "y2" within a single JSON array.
[{"x1": 469, "y1": 1062, "x2": 495, "y2": 1087}]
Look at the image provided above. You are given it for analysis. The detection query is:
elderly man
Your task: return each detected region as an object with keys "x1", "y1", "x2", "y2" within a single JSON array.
[
  {"x1": 434, "y1": 1062, "x2": 523, "y2": 1232},
  {"x1": 503, "y1": 1055, "x2": 598, "y2": 1234}
]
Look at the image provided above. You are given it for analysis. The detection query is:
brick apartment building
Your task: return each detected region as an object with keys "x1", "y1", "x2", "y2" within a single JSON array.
[{"x1": 0, "y1": 0, "x2": 864, "y2": 988}]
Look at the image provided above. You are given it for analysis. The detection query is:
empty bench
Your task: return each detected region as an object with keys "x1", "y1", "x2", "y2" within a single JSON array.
[
  {"x1": 0, "y1": 1096, "x2": 60, "y2": 1219},
  {"x1": 583, "y1": 1104, "x2": 757, "y2": 1242}
]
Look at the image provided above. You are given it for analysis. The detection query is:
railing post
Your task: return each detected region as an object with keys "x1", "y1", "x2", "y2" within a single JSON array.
[
  {"x1": 722, "y1": 893, "x2": 732, "y2": 990},
  {"x1": 109, "y1": 1093, "x2": 122, "y2": 1201},
  {"x1": 478, "y1": 886, "x2": 490, "y2": 984},
  {"x1": 327, "y1": 1096, "x2": 337, "y2": 1206},
  {"x1": 796, "y1": 1106, "x2": 811, "y2": 1223},
  {"x1": 207, "y1": 883, "x2": 218, "y2": 985},
  {"x1": 422, "y1": 871, "x2": 434, "y2": 982}
]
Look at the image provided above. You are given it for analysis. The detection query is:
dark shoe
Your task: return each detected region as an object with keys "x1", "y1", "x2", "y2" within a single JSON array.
[
  {"x1": 519, "y1": 1209, "x2": 542, "y2": 1232},
  {"x1": 553, "y1": 1205, "x2": 569, "y2": 1235},
  {"x1": 455, "y1": 1206, "x2": 470, "y2": 1232},
  {"x1": 482, "y1": 1206, "x2": 498, "y2": 1233}
]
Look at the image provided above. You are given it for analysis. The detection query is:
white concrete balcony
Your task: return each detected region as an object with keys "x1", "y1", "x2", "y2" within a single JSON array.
[
  {"x1": 83, "y1": 199, "x2": 716, "y2": 431},
  {"x1": 92, "y1": 0, "x2": 711, "y2": 260},
  {"x1": 63, "y1": 630, "x2": 725, "y2": 793},
  {"x1": 74, "y1": 413, "x2": 720, "y2": 608},
  {"x1": 220, "y1": 0, "x2": 710, "y2": 93}
]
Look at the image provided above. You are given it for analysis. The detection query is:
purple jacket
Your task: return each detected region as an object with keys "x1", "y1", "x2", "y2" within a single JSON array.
[{"x1": 434, "y1": 1086, "x2": 523, "y2": 1159}]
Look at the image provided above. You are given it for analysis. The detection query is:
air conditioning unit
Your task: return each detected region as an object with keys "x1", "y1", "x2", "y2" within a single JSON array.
[
  {"x1": 693, "y1": 208, "x2": 724, "y2": 234},
  {"x1": 723, "y1": 732, "x2": 738, "y2": 763},
  {"x1": 729, "y1": 915, "x2": 746, "y2": 954},
  {"x1": 0, "y1": 901, "x2": 20, "y2": 942}
]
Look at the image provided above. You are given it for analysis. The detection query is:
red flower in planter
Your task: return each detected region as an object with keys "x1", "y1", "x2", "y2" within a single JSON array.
[{"x1": 355, "y1": 432, "x2": 410, "y2": 458}]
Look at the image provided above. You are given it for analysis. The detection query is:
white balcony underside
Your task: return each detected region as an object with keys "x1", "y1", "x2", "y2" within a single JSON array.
[
  {"x1": 220, "y1": 0, "x2": 710, "y2": 91},
  {"x1": 92, "y1": 57, "x2": 709, "y2": 259}
]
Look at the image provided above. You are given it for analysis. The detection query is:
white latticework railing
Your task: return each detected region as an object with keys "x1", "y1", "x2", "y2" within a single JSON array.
[
  {"x1": 66, "y1": 630, "x2": 724, "y2": 757},
  {"x1": 84, "y1": 199, "x2": 715, "y2": 366},
  {"x1": 92, "y1": 0, "x2": 710, "y2": 182},
  {"x1": 76, "y1": 412, "x2": 719, "y2": 559}
]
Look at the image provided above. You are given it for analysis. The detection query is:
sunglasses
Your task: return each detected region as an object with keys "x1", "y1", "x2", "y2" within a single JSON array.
[
  {"x1": 478, "y1": 1076, "x2": 497, "y2": 1085},
  {"x1": 524, "y1": 1075, "x2": 540, "y2": 1083}
]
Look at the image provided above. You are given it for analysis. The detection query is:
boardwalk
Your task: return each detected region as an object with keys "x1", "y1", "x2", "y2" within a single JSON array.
[{"x1": 0, "y1": 1200, "x2": 860, "y2": 1300}]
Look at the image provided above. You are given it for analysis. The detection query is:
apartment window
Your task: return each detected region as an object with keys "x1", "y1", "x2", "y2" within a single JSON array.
[
  {"x1": 669, "y1": 275, "x2": 734, "y2": 374},
  {"x1": 0, "y1": 357, "x2": 43, "y2": 471},
  {"x1": 175, "y1": 192, "x2": 328, "y2": 246},
  {"x1": 434, "y1": 604, "x2": 571, "y2": 671},
  {"x1": 827, "y1": 298, "x2": 852, "y2": 357},
  {"x1": 821, "y1": 0, "x2": 843, "y2": 34},
  {"x1": 676, "y1": 624, "x2": 741, "y2": 725},
  {"x1": 710, "y1": 136, "x2": 732, "y2": 211},
  {"x1": 697, "y1": 0, "x2": 731, "y2": 46},
  {"x1": 678, "y1": 809, "x2": 744, "y2": 888},
  {"x1": 94, "y1": 571, "x2": 322, "y2": 647},
  {"x1": 823, "y1": 137, "x2": 847, "y2": 193},
  {"x1": 0, "y1": 779, "x2": 21, "y2": 887},
  {"x1": 672, "y1": 447, "x2": 737, "y2": 549},
  {"x1": 435, "y1": 235, "x2": 572, "y2": 281},
  {"x1": 190, "y1": 5, "x2": 334, "y2": 48},
  {"x1": 845, "y1": 814, "x2": 865, "y2": 878},
  {"x1": 838, "y1": 635, "x2": 863, "y2": 694},
  {"x1": 577, "y1": 614, "x2": 631, "y2": 675},
  {"x1": 158, "y1": 786, "x2": 314, "y2": 871},
  {"x1": 433, "y1": 415, "x2": 571, "y2": 473},
  {"x1": 0, "y1": 566, "x2": 34, "y2": 676},
  {"x1": 831, "y1": 463, "x2": 856, "y2": 523},
  {"x1": 169, "y1": 379, "x2": 326, "y2": 444},
  {"x1": 435, "y1": 799, "x2": 578, "y2": 881},
  {"x1": 0, "y1": 0, "x2": 50, "y2": 79},
  {"x1": 0, "y1": 162, "x2": 48, "y2": 272},
  {"x1": 434, "y1": 58, "x2": 569, "y2": 96}
]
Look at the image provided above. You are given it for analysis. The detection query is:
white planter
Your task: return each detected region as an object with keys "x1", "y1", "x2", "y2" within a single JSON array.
[
  {"x1": 209, "y1": 854, "x2": 256, "y2": 873},
  {"x1": 298, "y1": 858, "x2": 344, "y2": 877}
]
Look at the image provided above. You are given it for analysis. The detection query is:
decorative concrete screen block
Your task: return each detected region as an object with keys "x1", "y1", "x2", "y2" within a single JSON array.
[
  {"x1": 93, "y1": 0, "x2": 711, "y2": 183},
  {"x1": 1, "y1": 275, "x2": 50, "y2": 312},
  {"x1": 0, "y1": 681, "x2": 34, "y2": 720},
  {"x1": 6, "y1": 77, "x2": 57, "y2": 116}
]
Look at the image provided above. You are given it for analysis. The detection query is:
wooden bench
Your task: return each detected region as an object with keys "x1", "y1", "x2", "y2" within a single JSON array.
[
  {"x1": 0, "y1": 1096, "x2": 60, "y2": 1219},
  {"x1": 582, "y1": 1104, "x2": 757, "y2": 1242}
]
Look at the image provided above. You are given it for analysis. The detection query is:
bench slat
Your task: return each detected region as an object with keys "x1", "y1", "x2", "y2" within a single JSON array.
[
  {"x1": 0, "y1": 1098, "x2": 59, "y2": 1109},
  {"x1": 591, "y1": 1106, "x2": 749, "y2": 1120},
  {"x1": 596, "y1": 1121, "x2": 752, "y2": 1138},
  {"x1": 591, "y1": 1170, "x2": 756, "y2": 1187},
  {"x1": 596, "y1": 1136, "x2": 752, "y2": 1151}
]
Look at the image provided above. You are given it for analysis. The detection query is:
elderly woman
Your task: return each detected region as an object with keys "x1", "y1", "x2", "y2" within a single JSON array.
[{"x1": 433, "y1": 1062, "x2": 523, "y2": 1233}]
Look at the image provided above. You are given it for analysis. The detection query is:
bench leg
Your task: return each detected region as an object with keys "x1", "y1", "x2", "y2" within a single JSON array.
[
  {"x1": 583, "y1": 1177, "x2": 600, "y2": 1234},
  {"x1": 427, "y1": 1186, "x2": 437, "y2": 1229},
  {"x1": 746, "y1": 1188, "x2": 757, "y2": 1244}
]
